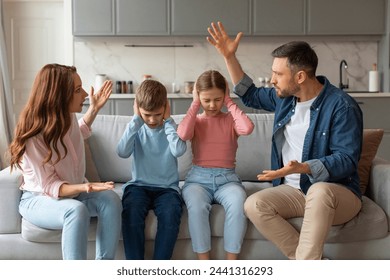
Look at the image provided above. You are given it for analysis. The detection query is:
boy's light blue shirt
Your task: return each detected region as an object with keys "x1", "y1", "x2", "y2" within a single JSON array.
[{"x1": 116, "y1": 115, "x2": 187, "y2": 193}]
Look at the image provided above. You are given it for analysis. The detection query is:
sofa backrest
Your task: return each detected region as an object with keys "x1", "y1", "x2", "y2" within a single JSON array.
[{"x1": 82, "y1": 113, "x2": 274, "y2": 183}]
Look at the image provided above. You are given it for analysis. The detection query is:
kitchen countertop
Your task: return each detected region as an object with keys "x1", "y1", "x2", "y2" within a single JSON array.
[
  {"x1": 109, "y1": 93, "x2": 239, "y2": 98},
  {"x1": 347, "y1": 92, "x2": 390, "y2": 98},
  {"x1": 108, "y1": 92, "x2": 390, "y2": 99}
]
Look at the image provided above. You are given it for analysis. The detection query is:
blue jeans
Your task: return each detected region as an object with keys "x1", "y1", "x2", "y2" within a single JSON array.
[
  {"x1": 19, "y1": 190, "x2": 122, "y2": 260},
  {"x1": 121, "y1": 185, "x2": 183, "y2": 260},
  {"x1": 182, "y1": 166, "x2": 247, "y2": 254}
]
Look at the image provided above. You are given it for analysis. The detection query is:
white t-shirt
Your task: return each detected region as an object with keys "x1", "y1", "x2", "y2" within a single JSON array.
[{"x1": 282, "y1": 98, "x2": 315, "y2": 189}]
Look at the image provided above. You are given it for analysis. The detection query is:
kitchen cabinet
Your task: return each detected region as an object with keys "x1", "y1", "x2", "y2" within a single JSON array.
[
  {"x1": 82, "y1": 99, "x2": 133, "y2": 116},
  {"x1": 72, "y1": 0, "x2": 169, "y2": 36},
  {"x1": 81, "y1": 95, "x2": 265, "y2": 116},
  {"x1": 354, "y1": 96, "x2": 390, "y2": 160},
  {"x1": 72, "y1": 0, "x2": 386, "y2": 37},
  {"x1": 307, "y1": 0, "x2": 386, "y2": 35},
  {"x1": 170, "y1": 0, "x2": 250, "y2": 36},
  {"x1": 72, "y1": 0, "x2": 115, "y2": 36},
  {"x1": 232, "y1": 98, "x2": 267, "y2": 114},
  {"x1": 82, "y1": 100, "x2": 114, "y2": 115},
  {"x1": 169, "y1": 98, "x2": 192, "y2": 115},
  {"x1": 169, "y1": 95, "x2": 266, "y2": 114},
  {"x1": 116, "y1": 0, "x2": 169, "y2": 36},
  {"x1": 252, "y1": 0, "x2": 305, "y2": 35},
  {"x1": 114, "y1": 99, "x2": 134, "y2": 115}
]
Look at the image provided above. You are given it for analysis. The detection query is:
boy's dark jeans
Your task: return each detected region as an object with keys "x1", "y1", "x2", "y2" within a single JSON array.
[{"x1": 121, "y1": 185, "x2": 183, "y2": 260}]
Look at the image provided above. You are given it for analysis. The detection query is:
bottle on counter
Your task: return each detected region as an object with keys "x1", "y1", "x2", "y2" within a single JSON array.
[
  {"x1": 121, "y1": 81, "x2": 127, "y2": 94},
  {"x1": 258, "y1": 77, "x2": 265, "y2": 87},
  {"x1": 264, "y1": 77, "x2": 271, "y2": 88},
  {"x1": 127, "y1": 81, "x2": 133, "y2": 93},
  {"x1": 369, "y1": 63, "x2": 379, "y2": 92},
  {"x1": 115, "y1": 81, "x2": 122, "y2": 93}
]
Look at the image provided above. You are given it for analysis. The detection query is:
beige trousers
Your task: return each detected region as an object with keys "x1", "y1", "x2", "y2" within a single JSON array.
[{"x1": 244, "y1": 183, "x2": 362, "y2": 260}]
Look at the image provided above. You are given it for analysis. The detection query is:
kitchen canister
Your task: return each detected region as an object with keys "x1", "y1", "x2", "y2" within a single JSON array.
[
  {"x1": 171, "y1": 82, "x2": 180, "y2": 93},
  {"x1": 95, "y1": 74, "x2": 107, "y2": 91},
  {"x1": 184, "y1": 81, "x2": 195, "y2": 94}
]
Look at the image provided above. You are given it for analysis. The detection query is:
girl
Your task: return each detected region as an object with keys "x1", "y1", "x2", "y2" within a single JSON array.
[
  {"x1": 8, "y1": 64, "x2": 122, "y2": 260},
  {"x1": 177, "y1": 70, "x2": 254, "y2": 260}
]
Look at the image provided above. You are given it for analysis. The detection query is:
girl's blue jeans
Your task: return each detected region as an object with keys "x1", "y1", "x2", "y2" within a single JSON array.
[
  {"x1": 182, "y1": 165, "x2": 247, "y2": 254},
  {"x1": 121, "y1": 185, "x2": 183, "y2": 260},
  {"x1": 19, "y1": 190, "x2": 122, "y2": 260}
]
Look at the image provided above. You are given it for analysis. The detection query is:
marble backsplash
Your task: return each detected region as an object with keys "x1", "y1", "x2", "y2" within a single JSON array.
[{"x1": 74, "y1": 36, "x2": 378, "y2": 93}]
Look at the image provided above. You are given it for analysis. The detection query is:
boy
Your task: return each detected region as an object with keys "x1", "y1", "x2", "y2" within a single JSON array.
[{"x1": 116, "y1": 80, "x2": 187, "y2": 260}]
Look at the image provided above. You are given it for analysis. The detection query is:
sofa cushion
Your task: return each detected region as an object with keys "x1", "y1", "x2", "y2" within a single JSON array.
[
  {"x1": 0, "y1": 168, "x2": 23, "y2": 234},
  {"x1": 358, "y1": 129, "x2": 384, "y2": 194},
  {"x1": 236, "y1": 114, "x2": 273, "y2": 181},
  {"x1": 87, "y1": 115, "x2": 133, "y2": 183},
  {"x1": 324, "y1": 196, "x2": 388, "y2": 242},
  {"x1": 83, "y1": 114, "x2": 194, "y2": 183},
  {"x1": 174, "y1": 115, "x2": 194, "y2": 181},
  {"x1": 21, "y1": 180, "x2": 388, "y2": 244},
  {"x1": 81, "y1": 113, "x2": 275, "y2": 183},
  {"x1": 84, "y1": 140, "x2": 100, "y2": 182}
]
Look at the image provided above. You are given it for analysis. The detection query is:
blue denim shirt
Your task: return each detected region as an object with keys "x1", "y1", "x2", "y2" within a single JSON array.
[{"x1": 234, "y1": 74, "x2": 363, "y2": 198}]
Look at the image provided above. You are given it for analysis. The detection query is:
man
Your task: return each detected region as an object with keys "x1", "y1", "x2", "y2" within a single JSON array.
[{"x1": 207, "y1": 22, "x2": 363, "y2": 260}]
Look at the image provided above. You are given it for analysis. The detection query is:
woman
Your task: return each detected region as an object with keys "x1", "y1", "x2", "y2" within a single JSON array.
[{"x1": 8, "y1": 64, "x2": 122, "y2": 260}]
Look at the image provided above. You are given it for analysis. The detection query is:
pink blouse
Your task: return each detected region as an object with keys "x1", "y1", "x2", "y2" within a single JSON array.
[
  {"x1": 20, "y1": 114, "x2": 92, "y2": 198},
  {"x1": 177, "y1": 98, "x2": 254, "y2": 168}
]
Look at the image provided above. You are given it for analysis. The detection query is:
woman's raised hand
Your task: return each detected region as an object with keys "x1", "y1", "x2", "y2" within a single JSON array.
[{"x1": 89, "y1": 80, "x2": 113, "y2": 111}]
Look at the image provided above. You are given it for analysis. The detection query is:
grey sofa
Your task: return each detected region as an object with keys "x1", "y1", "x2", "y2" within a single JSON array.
[{"x1": 1, "y1": 113, "x2": 389, "y2": 260}]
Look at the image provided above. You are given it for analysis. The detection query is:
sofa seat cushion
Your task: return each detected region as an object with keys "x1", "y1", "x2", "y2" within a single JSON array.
[
  {"x1": 324, "y1": 196, "x2": 388, "y2": 242},
  {"x1": 21, "y1": 180, "x2": 387, "y2": 244},
  {"x1": 242, "y1": 195, "x2": 388, "y2": 243}
]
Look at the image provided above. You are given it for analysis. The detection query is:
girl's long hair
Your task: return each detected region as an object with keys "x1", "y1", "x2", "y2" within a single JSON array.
[
  {"x1": 196, "y1": 70, "x2": 226, "y2": 93},
  {"x1": 8, "y1": 64, "x2": 77, "y2": 170}
]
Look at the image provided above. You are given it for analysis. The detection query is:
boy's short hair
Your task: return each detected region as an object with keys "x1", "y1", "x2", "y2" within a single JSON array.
[{"x1": 136, "y1": 80, "x2": 167, "y2": 111}]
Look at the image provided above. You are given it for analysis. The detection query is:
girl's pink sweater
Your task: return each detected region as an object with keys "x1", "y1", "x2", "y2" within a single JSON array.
[{"x1": 177, "y1": 98, "x2": 254, "y2": 168}]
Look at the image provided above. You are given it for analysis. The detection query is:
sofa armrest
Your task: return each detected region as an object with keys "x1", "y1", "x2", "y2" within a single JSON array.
[
  {"x1": 0, "y1": 167, "x2": 23, "y2": 233},
  {"x1": 367, "y1": 157, "x2": 390, "y2": 229}
]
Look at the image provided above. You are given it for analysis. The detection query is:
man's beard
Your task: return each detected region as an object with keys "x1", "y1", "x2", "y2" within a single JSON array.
[{"x1": 277, "y1": 81, "x2": 300, "y2": 99}]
